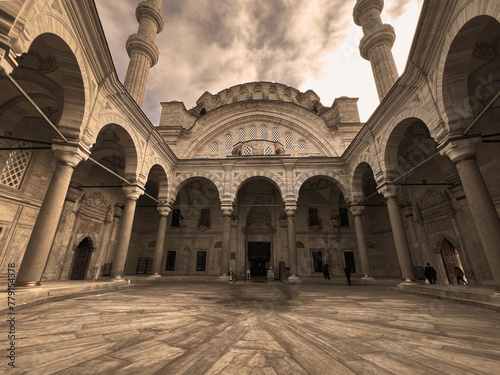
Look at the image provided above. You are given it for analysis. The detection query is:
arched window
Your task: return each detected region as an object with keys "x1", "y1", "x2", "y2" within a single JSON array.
[
  {"x1": 239, "y1": 128, "x2": 245, "y2": 142},
  {"x1": 225, "y1": 133, "x2": 232, "y2": 151},
  {"x1": 253, "y1": 91, "x2": 264, "y2": 100},
  {"x1": 299, "y1": 140, "x2": 306, "y2": 150},
  {"x1": 211, "y1": 142, "x2": 219, "y2": 152},
  {"x1": 285, "y1": 132, "x2": 293, "y2": 150},
  {"x1": 249, "y1": 125, "x2": 256, "y2": 140},
  {"x1": 239, "y1": 92, "x2": 248, "y2": 101},
  {"x1": 0, "y1": 141, "x2": 33, "y2": 189},
  {"x1": 243, "y1": 146, "x2": 253, "y2": 156},
  {"x1": 283, "y1": 94, "x2": 292, "y2": 102},
  {"x1": 269, "y1": 92, "x2": 279, "y2": 100},
  {"x1": 264, "y1": 146, "x2": 274, "y2": 155},
  {"x1": 260, "y1": 125, "x2": 268, "y2": 140},
  {"x1": 226, "y1": 95, "x2": 233, "y2": 104},
  {"x1": 272, "y1": 127, "x2": 279, "y2": 142}
]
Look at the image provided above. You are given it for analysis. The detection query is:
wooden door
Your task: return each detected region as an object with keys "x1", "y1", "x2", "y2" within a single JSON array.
[
  {"x1": 70, "y1": 238, "x2": 91, "y2": 280},
  {"x1": 440, "y1": 239, "x2": 457, "y2": 284}
]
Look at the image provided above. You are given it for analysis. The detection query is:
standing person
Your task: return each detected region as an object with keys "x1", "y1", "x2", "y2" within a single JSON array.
[
  {"x1": 323, "y1": 262, "x2": 330, "y2": 280},
  {"x1": 454, "y1": 266, "x2": 468, "y2": 285},
  {"x1": 344, "y1": 266, "x2": 351, "y2": 286},
  {"x1": 424, "y1": 263, "x2": 437, "y2": 284}
]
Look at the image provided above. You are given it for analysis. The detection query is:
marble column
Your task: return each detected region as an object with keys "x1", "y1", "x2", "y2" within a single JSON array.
[
  {"x1": 17, "y1": 143, "x2": 88, "y2": 287},
  {"x1": 379, "y1": 185, "x2": 416, "y2": 282},
  {"x1": 110, "y1": 185, "x2": 143, "y2": 280},
  {"x1": 220, "y1": 207, "x2": 232, "y2": 277},
  {"x1": 286, "y1": 207, "x2": 299, "y2": 279},
  {"x1": 349, "y1": 205, "x2": 372, "y2": 278},
  {"x1": 150, "y1": 205, "x2": 171, "y2": 277},
  {"x1": 441, "y1": 137, "x2": 500, "y2": 291}
]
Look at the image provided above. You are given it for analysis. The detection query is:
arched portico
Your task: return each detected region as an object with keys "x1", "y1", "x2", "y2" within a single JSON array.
[{"x1": 438, "y1": 10, "x2": 500, "y2": 291}]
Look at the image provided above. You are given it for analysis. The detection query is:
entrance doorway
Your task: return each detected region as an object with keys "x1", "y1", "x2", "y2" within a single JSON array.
[
  {"x1": 440, "y1": 238, "x2": 459, "y2": 285},
  {"x1": 312, "y1": 251, "x2": 323, "y2": 273},
  {"x1": 70, "y1": 238, "x2": 92, "y2": 280},
  {"x1": 248, "y1": 242, "x2": 270, "y2": 277}
]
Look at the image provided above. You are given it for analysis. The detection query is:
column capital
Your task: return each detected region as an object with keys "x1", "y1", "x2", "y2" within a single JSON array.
[
  {"x1": 52, "y1": 142, "x2": 90, "y2": 168},
  {"x1": 122, "y1": 184, "x2": 144, "y2": 200},
  {"x1": 221, "y1": 206, "x2": 233, "y2": 217},
  {"x1": 349, "y1": 205, "x2": 365, "y2": 217},
  {"x1": 158, "y1": 205, "x2": 172, "y2": 217},
  {"x1": 378, "y1": 184, "x2": 399, "y2": 200},
  {"x1": 285, "y1": 206, "x2": 297, "y2": 217},
  {"x1": 439, "y1": 136, "x2": 480, "y2": 164}
]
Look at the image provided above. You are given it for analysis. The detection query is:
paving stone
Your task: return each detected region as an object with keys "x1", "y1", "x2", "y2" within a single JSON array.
[{"x1": 10, "y1": 284, "x2": 500, "y2": 374}]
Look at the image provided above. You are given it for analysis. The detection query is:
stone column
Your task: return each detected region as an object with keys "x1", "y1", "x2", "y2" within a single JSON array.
[
  {"x1": 353, "y1": 0, "x2": 399, "y2": 101},
  {"x1": 349, "y1": 205, "x2": 372, "y2": 278},
  {"x1": 110, "y1": 185, "x2": 143, "y2": 280},
  {"x1": 150, "y1": 205, "x2": 171, "y2": 277},
  {"x1": 379, "y1": 185, "x2": 416, "y2": 282},
  {"x1": 220, "y1": 207, "x2": 232, "y2": 277},
  {"x1": 401, "y1": 204, "x2": 425, "y2": 267},
  {"x1": 441, "y1": 137, "x2": 500, "y2": 291},
  {"x1": 17, "y1": 143, "x2": 88, "y2": 287},
  {"x1": 286, "y1": 207, "x2": 299, "y2": 279}
]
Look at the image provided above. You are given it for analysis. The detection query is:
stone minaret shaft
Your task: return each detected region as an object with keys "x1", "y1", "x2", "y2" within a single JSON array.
[
  {"x1": 124, "y1": 0, "x2": 164, "y2": 107},
  {"x1": 353, "y1": 0, "x2": 399, "y2": 101}
]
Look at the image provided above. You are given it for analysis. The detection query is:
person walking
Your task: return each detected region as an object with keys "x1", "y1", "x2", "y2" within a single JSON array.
[
  {"x1": 323, "y1": 262, "x2": 330, "y2": 280},
  {"x1": 454, "y1": 266, "x2": 468, "y2": 285},
  {"x1": 424, "y1": 263, "x2": 437, "y2": 284},
  {"x1": 344, "y1": 266, "x2": 351, "y2": 286}
]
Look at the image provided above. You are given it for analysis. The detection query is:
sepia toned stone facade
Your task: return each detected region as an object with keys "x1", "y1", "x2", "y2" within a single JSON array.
[{"x1": 0, "y1": 0, "x2": 499, "y2": 290}]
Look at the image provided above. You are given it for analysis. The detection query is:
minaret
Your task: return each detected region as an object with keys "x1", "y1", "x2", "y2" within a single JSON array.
[
  {"x1": 124, "y1": 0, "x2": 164, "y2": 107},
  {"x1": 353, "y1": 0, "x2": 399, "y2": 101}
]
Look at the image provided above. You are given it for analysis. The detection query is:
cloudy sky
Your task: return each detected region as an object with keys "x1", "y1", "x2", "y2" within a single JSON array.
[{"x1": 95, "y1": 0, "x2": 422, "y2": 125}]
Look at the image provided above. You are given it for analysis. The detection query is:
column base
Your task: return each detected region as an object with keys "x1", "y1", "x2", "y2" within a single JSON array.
[
  {"x1": 361, "y1": 275, "x2": 375, "y2": 280},
  {"x1": 288, "y1": 275, "x2": 301, "y2": 283},
  {"x1": 109, "y1": 276, "x2": 127, "y2": 282},
  {"x1": 400, "y1": 278, "x2": 418, "y2": 284},
  {"x1": 148, "y1": 274, "x2": 161, "y2": 279},
  {"x1": 16, "y1": 281, "x2": 42, "y2": 288}
]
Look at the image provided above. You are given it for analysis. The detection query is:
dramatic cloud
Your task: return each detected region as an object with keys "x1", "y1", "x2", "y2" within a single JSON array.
[
  {"x1": 95, "y1": 0, "x2": 356, "y2": 124},
  {"x1": 386, "y1": 0, "x2": 413, "y2": 19}
]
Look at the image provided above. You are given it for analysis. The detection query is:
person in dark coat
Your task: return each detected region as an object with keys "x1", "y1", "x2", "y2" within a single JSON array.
[
  {"x1": 454, "y1": 266, "x2": 468, "y2": 285},
  {"x1": 424, "y1": 263, "x2": 437, "y2": 284},
  {"x1": 323, "y1": 262, "x2": 330, "y2": 280},
  {"x1": 344, "y1": 266, "x2": 351, "y2": 286}
]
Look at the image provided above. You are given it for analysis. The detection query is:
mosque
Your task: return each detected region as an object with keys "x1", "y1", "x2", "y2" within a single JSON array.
[{"x1": 0, "y1": 0, "x2": 499, "y2": 291}]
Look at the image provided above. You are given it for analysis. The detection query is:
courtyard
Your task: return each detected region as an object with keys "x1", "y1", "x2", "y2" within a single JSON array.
[{"x1": 13, "y1": 283, "x2": 500, "y2": 374}]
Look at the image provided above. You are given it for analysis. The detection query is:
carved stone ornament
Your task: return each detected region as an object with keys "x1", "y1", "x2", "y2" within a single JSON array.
[{"x1": 417, "y1": 189, "x2": 448, "y2": 210}]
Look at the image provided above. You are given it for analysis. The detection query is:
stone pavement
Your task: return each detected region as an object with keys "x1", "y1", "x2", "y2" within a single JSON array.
[{"x1": 7, "y1": 282, "x2": 500, "y2": 374}]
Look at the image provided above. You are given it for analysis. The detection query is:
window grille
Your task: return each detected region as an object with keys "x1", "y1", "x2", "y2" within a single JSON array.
[
  {"x1": 283, "y1": 95, "x2": 292, "y2": 102},
  {"x1": 0, "y1": 141, "x2": 33, "y2": 189},
  {"x1": 239, "y1": 92, "x2": 248, "y2": 101},
  {"x1": 269, "y1": 92, "x2": 279, "y2": 100},
  {"x1": 272, "y1": 127, "x2": 279, "y2": 142},
  {"x1": 226, "y1": 96, "x2": 233, "y2": 104},
  {"x1": 249, "y1": 125, "x2": 256, "y2": 140},
  {"x1": 211, "y1": 142, "x2": 219, "y2": 152},
  {"x1": 225, "y1": 134, "x2": 232, "y2": 150},
  {"x1": 239, "y1": 128, "x2": 245, "y2": 142},
  {"x1": 261, "y1": 125, "x2": 268, "y2": 140},
  {"x1": 264, "y1": 146, "x2": 274, "y2": 155},
  {"x1": 285, "y1": 132, "x2": 293, "y2": 150},
  {"x1": 243, "y1": 146, "x2": 253, "y2": 156},
  {"x1": 299, "y1": 140, "x2": 306, "y2": 150},
  {"x1": 254, "y1": 91, "x2": 263, "y2": 100}
]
